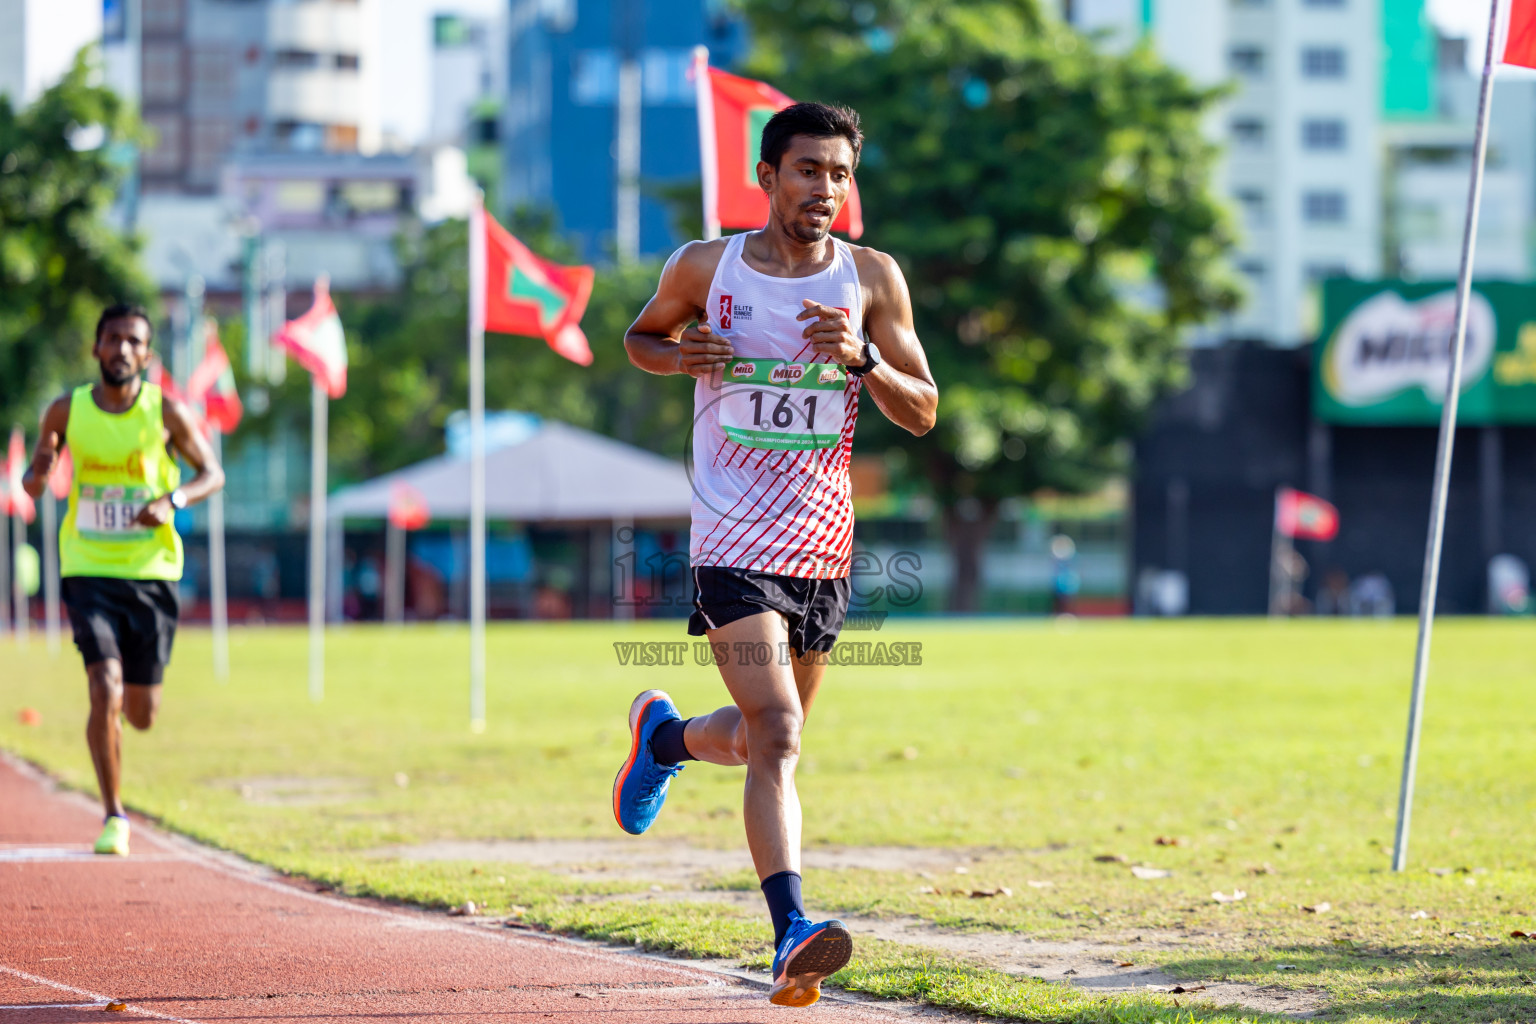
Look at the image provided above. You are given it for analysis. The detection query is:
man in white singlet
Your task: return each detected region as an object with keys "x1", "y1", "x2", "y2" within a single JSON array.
[{"x1": 613, "y1": 102, "x2": 938, "y2": 1007}]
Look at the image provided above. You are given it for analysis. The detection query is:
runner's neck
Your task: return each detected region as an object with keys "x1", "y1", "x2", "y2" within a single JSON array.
[
  {"x1": 92, "y1": 376, "x2": 144, "y2": 415},
  {"x1": 742, "y1": 224, "x2": 837, "y2": 280}
]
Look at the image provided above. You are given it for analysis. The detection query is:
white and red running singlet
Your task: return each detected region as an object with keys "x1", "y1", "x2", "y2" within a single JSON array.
[{"x1": 689, "y1": 231, "x2": 865, "y2": 578}]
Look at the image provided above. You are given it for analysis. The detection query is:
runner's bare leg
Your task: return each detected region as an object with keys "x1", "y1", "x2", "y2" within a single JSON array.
[
  {"x1": 681, "y1": 612, "x2": 829, "y2": 880},
  {"x1": 85, "y1": 659, "x2": 127, "y2": 819}
]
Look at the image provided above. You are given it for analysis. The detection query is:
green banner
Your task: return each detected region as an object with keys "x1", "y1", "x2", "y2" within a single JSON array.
[{"x1": 1314, "y1": 279, "x2": 1536, "y2": 425}]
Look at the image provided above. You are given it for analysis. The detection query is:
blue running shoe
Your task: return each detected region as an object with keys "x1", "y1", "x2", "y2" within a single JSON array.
[
  {"x1": 769, "y1": 913, "x2": 853, "y2": 1007},
  {"x1": 613, "y1": 689, "x2": 684, "y2": 835}
]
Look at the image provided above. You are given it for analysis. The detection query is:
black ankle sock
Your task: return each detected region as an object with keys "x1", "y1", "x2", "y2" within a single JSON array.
[
  {"x1": 650, "y1": 717, "x2": 696, "y2": 765},
  {"x1": 760, "y1": 870, "x2": 805, "y2": 948}
]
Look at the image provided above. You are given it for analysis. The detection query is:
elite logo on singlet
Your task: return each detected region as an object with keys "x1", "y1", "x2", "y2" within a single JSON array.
[{"x1": 718, "y1": 294, "x2": 732, "y2": 329}]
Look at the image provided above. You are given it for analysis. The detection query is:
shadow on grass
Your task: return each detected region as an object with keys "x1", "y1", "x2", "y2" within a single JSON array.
[{"x1": 1166, "y1": 940, "x2": 1536, "y2": 1023}]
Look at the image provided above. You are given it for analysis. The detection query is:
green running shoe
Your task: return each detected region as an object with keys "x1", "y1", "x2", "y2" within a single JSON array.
[{"x1": 94, "y1": 815, "x2": 130, "y2": 856}]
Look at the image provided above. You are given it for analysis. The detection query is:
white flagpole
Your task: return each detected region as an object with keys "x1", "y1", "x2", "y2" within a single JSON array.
[
  {"x1": 468, "y1": 194, "x2": 488, "y2": 732},
  {"x1": 308, "y1": 378, "x2": 327, "y2": 702},
  {"x1": 42, "y1": 488, "x2": 59, "y2": 654},
  {"x1": 10, "y1": 509, "x2": 25, "y2": 647},
  {"x1": 1392, "y1": 0, "x2": 1503, "y2": 873},
  {"x1": 692, "y1": 46, "x2": 720, "y2": 242},
  {"x1": 209, "y1": 428, "x2": 229, "y2": 680}
]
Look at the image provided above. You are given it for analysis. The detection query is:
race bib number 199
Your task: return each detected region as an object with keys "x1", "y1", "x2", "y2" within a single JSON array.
[
  {"x1": 718, "y1": 359, "x2": 847, "y2": 451},
  {"x1": 77, "y1": 484, "x2": 154, "y2": 538}
]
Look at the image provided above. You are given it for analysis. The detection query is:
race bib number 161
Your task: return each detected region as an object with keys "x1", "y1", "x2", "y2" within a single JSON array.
[{"x1": 718, "y1": 359, "x2": 847, "y2": 451}]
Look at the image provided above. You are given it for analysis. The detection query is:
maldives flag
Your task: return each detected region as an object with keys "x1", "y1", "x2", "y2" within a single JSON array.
[
  {"x1": 1276, "y1": 488, "x2": 1339, "y2": 542},
  {"x1": 274, "y1": 276, "x2": 348, "y2": 398},
  {"x1": 692, "y1": 48, "x2": 863, "y2": 239},
  {"x1": 1499, "y1": 0, "x2": 1536, "y2": 68},
  {"x1": 187, "y1": 320, "x2": 243, "y2": 433},
  {"x1": 477, "y1": 203, "x2": 594, "y2": 366},
  {"x1": 5, "y1": 427, "x2": 35, "y2": 523}
]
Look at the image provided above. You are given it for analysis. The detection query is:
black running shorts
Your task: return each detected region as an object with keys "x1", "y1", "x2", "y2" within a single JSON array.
[
  {"x1": 687, "y1": 566, "x2": 851, "y2": 653},
  {"x1": 61, "y1": 577, "x2": 181, "y2": 685}
]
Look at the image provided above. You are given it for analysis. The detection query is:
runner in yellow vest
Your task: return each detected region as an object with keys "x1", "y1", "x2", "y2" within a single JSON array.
[{"x1": 21, "y1": 304, "x2": 224, "y2": 856}]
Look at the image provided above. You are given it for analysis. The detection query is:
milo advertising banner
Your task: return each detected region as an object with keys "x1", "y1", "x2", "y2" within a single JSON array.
[{"x1": 1314, "y1": 280, "x2": 1536, "y2": 424}]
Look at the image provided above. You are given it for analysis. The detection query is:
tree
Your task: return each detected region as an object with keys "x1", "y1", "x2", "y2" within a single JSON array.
[
  {"x1": 248, "y1": 213, "x2": 695, "y2": 486},
  {"x1": 0, "y1": 50, "x2": 153, "y2": 430},
  {"x1": 738, "y1": 0, "x2": 1242, "y2": 609}
]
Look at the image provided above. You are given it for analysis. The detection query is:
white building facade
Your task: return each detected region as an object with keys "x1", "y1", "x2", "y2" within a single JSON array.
[
  {"x1": 1064, "y1": 0, "x2": 1384, "y2": 345},
  {"x1": 0, "y1": 0, "x2": 104, "y2": 106}
]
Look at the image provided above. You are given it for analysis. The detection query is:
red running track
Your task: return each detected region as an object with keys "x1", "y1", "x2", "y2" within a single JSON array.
[{"x1": 1, "y1": 754, "x2": 938, "y2": 1024}]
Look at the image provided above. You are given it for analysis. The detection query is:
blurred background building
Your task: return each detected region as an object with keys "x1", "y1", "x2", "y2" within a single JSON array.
[
  {"x1": 3, "y1": 0, "x2": 1534, "y2": 620},
  {"x1": 501, "y1": 0, "x2": 743, "y2": 259}
]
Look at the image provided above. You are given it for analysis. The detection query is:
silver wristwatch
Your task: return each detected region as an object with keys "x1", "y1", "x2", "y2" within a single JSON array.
[{"x1": 169, "y1": 489, "x2": 188, "y2": 510}]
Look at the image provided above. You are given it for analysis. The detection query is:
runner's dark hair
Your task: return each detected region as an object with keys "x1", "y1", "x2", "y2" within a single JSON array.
[
  {"x1": 760, "y1": 102, "x2": 862, "y2": 171},
  {"x1": 95, "y1": 303, "x2": 154, "y2": 344}
]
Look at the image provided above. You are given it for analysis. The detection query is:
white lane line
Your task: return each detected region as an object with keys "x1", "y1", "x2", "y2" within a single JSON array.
[
  {"x1": 0, "y1": 1002, "x2": 106, "y2": 1009},
  {"x1": 0, "y1": 966, "x2": 205, "y2": 1024},
  {"x1": 0, "y1": 847, "x2": 185, "y2": 863}
]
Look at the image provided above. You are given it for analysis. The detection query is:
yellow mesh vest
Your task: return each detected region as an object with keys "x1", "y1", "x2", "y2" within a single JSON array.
[{"x1": 59, "y1": 382, "x2": 183, "y2": 581}]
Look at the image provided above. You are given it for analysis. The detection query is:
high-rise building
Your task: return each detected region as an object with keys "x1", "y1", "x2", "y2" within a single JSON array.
[
  {"x1": 1064, "y1": 0, "x2": 1389, "y2": 345},
  {"x1": 104, "y1": 0, "x2": 381, "y2": 196},
  {"x1": 0, "y1": 0, "x2": 102, "y2": 106},
  {"x1": 502, "y1": 0, "x2": 744, "y2": 260}
]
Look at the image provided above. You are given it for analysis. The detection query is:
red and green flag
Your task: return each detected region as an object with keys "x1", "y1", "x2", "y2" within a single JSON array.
[
  {"x1": 1276, "y1": 488, "x2": 1339, "y2": 542},
  {"x1": 187, "y1": 320, "x2": 243, "y2": 433},
  {"x1": 476, "y1": 204, "x2": 595, "y2": 366},
  {"x1": 692, "y1": 48, "x2": 863, "y2": 239},
  {"x1": 274, "y1": 276, "x2": 348, "y2": 398},
  {"x1": 1500, "y1": 0, "x2": 1536, "y2": 68}
]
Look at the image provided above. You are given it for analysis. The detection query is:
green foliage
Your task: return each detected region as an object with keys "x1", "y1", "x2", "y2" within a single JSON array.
[
  {"x1": 248, "y1": 213, "x2": 696, "y2": 484},
  {"x1": 0, "y1": 49, "x2": 153, "y2": 429},
  {"x1": 737, "y1": 0, "x2": 1241, "y2": 501}
]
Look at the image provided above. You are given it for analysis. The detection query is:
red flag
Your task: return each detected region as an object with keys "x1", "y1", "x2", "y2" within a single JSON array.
[
  {"x1": 50, "y1": 445, "x2": 72, "y2": 501},
  {"x1": 148, "y1": 358, "x2": 212, "y2": 436},
  {"x1": 189, "y1": 321, "x2": 243, "y2": 433},
  {"x1": 1276, "y1": 488, "x2": 1339, "y2": 542},
  {"x1": 480, "y1": 206, "x2": 595, "y2": 366},
  {"x1": 5, "y1": 427, "x2": 35, "y2": 523},
  {"x1": 388, "y1": 482, "x2": 431, "y2": 531},
  {"x1": 693, "y1": 50, "x2": 864, "y2": 239},
  {"x1": 274, "y1": 276, "x2": 348, "y2": 398},
  {"x1": 1501, "y1": 0, "x2": 1536, "y2": 69}
]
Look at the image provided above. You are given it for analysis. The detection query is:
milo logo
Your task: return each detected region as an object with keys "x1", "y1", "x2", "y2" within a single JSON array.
[
  {"x1": 818, "y1": 365, "x2": 841, "y2": 384},
  {"x1": 730, "y1": 362, "x2": 755, "y2": 379},
  {"x1": 770, "y1": 363, "x2": 805, "y2": 384},
  {"x1": 1323, "y1": 290, "x2": 1496, "y2": 406}
]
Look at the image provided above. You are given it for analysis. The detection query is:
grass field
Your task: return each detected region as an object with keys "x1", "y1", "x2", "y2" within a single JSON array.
[{"x1": 5, "y1": 618, "x2": 1536, "y2": 1023}]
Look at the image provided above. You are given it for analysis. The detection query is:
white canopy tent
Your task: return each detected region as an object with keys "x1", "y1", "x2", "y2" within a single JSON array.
[
  {"x1": 323, "y1": 419, "x2": 691, "y2": 631},
  {"x1": 327, "y1": 420, "x2": 692, "y2": 523}
]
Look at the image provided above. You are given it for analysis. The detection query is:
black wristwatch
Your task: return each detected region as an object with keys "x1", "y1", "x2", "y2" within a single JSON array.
[{"x1": 847, "y1": 341, "x2": 883, "y2": 377}]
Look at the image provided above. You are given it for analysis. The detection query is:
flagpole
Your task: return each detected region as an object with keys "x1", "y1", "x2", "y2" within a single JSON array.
[
  {"x1": 10, "y1": 508, "x2": 24, "y2": 646},
  {"x1": 308, "y1": 378, "x2": 327, "y2": 702},
  {"x1": 692, "y1": 46, "x2": 720, "y2": 242},
  {"x1": 468, "y1": 193, "x2": 488, "y2": 733},
  {"x1": 1392, "y1": 0, "x2": 1502, "y2": 873},
  {"x1": 1268, "y1": 489, "x2": 1282, "y2": 617},
  {"x1": 209, "y1": 428, "x2": 229, "y2": 680},
  {"x1": 42, "y1": 488, "x2": 59, "y2": 655}
]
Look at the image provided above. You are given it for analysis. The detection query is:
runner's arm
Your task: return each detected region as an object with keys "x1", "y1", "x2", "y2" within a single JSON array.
[
  {"x1": 624, "y1": 241, "x2": 732, "y2": 378},
  {"x1": 133, "y1": 396, "x2": 225, "y2": 527},
  {"x1": 20, "y1": 396, "x2": 71, "y2": 500},
  {"x1": 815, "y1": 250, "x2": 937, "y2": 436}
]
